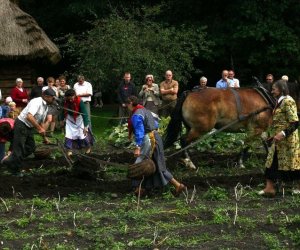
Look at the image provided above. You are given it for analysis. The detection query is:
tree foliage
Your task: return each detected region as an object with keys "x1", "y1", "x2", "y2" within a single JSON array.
[
  {"x1": 65, "y1": 12, "x2": 213, "y2": 92},
  {"x1": 20, "y1": 0, "x2": 300, "y2": 86}
]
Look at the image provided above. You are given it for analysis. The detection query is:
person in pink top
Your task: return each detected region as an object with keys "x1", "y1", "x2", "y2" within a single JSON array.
[
  {"x1": 10, "y1": 78, "x2": 29, "y2": 110},
  {"x1": 0, "y1": 118, "x2": 14, "y2": 161}
]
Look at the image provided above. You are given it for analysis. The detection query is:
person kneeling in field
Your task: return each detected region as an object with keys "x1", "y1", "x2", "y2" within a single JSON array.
[
  {"x1": 126, "y1": 95, "x2": 186, "y2": 197},
  {"x1": 0, "y1": 118, "x2": 14, "y2": 161},
  {"x1": 63, "y1": 89, "x2": 94, "y2": 156}
]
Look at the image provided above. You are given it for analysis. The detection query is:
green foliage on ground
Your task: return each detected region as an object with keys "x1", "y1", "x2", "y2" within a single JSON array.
[{"x1": 1, "y1": 188, "x2": 300, "y2": 249}]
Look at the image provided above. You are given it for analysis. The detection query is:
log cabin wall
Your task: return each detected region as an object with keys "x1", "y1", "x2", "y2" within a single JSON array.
[{"x1": 0, "y1": 61, "x2": 35, "y2": 100}]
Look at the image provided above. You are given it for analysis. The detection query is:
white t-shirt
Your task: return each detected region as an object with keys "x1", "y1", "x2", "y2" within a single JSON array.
[
  {"x1": 73, "y1": 81, "x2": 93, "y2": 102},
  {"x1": 229, "y1": 78, "x2": 240, "y2": 88},
  {"x1": 18, "y1": 97, "x2": 48, "y2": 127}
]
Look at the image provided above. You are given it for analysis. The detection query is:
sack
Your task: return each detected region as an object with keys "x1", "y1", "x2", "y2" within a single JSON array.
[{"x1": 128, "y1": 158, "x2": 156, "y2": 179}]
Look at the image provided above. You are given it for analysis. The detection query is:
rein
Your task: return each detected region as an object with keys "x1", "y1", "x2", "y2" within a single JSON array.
[{"x1": 165, "y1": 106, "x2": 271, "y2": 158}]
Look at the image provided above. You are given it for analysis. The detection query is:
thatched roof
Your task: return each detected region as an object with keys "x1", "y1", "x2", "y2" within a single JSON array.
[{"x1": 0, "y1": 0, "x2": 61, "y2": 64}]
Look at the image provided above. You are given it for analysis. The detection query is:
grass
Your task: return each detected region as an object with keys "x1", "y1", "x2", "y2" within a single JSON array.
[
  {"x1": 90, "y1": 104, "x2": 119, "y2": 137},
  {"x1": 1, "y1": 191, "x2": 300, "y2": 249}
]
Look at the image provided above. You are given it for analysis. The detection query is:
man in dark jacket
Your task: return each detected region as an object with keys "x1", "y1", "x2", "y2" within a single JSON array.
[
  {"x1": 117, "y1": 72, "x2": 137, "y2": 124},
  {"x1": 262, "y1": 74, "x2": 274, "y2": 92}
]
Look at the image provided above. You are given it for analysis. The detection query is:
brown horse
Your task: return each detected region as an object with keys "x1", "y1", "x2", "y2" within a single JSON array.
[{"x1": 163, "y1": 87, "x2": 275, "y2": 169}]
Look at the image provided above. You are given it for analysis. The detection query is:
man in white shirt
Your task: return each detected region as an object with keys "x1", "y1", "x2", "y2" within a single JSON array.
[
  {"x1": 73, "y1": 75, "x2": 93, "y2": 127},
  {"x1": 228, "y1": 70, "x2": 240, "y2": 88},
  {"x1": 2, "y1": 88, "x2": 56, "y2": 176}
]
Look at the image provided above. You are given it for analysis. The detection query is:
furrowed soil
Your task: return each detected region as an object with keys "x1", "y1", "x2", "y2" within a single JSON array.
[{"x1": 0, "y1": 147, "x2": 299, "y2": 249}]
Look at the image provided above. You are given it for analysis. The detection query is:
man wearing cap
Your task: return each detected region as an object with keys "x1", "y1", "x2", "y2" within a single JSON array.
[{"x1": 1, "y1": 88, "x2": 56, "y2": 176}]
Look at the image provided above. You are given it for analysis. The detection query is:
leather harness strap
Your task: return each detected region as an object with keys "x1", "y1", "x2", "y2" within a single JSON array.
[
  {"x1": 254, "y1": 87, "x2": 276, "y2": 109},
  {"x1": 230, "y1": 88, "x2": 246, "y2": 121}
]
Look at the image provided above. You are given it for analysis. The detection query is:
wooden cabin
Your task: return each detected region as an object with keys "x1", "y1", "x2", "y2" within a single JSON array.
[{"x1": 0, "y1": 0, "x2": 61, "y2": 99}]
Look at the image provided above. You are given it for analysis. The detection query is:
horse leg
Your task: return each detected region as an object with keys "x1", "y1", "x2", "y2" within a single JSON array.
[
  {"x1": 238, "y1": 145, "x2": 249, "y2": 169},
  {"x1": 180, "y1": 128, "x2": 202, "y2": 170}
]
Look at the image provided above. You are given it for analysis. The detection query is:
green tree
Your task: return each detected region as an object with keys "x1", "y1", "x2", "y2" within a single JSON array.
[{"x1": 65, "y1": 12, "x2": 213, "y2": 94}]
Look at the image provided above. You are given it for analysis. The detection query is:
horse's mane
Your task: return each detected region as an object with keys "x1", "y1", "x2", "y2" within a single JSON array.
[{"x1": 163, "y1": 91, "x2": 190, "y2": 149}]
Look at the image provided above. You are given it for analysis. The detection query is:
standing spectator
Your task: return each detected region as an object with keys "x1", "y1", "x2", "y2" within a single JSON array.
[
  {"x1": 10, "y1": 78, "x2": 29, "y2": 110},
  {"x1": 193, "y1": 76, "x2": 208, "y2": 91},
  {"x1": 0, "y1": 118, "x2": 14, "y2": 161},
  {"x1": 126, "y1": 95, "x2": 186, "y2": 197},
  {"x1": 282, "y1": 75, "x2": 289, "y2": 82},
  {"x1": 57, "y1": 76, "x2": 71, "y2": 131},
  {"x1": 228, "y1": 70, "x2": 240, "y2": 88},
  {"x1": 73, "y1": 75, "x2": 93, "y2": 128},
  {"x1": 42, "y1": 77, "x2": 59, "y2": 137},
  {"x1": 262, "y1": 74, "x2": 274, "y2": 92},
  {"x1": 2, "y1": 89, "x2": 56, "y2": 176},
  {"x1": 159, "y1": 70, "x2": 179, "y2": 117},
  {"x1": 8, "y1": 102, "x2": 20, "y2": 120},
  {"x1": 139, "y1": 74, "x2": 160, "y2": 114},
  {"x1": 216, "y1": 70, "x2": 233, "y2": 89},
  {"x1": 30, "y1": 77, "x2": 44, "y2": 99},
  {"x1": 93, "y1": 83, "x2": 103, "y2": 108},
  {"x1": 1, "y1": 97, "x2": 12, "y2": 118},
  {"x1": 259, "y1": 80, "x2": 300, "y2": 196},
  {"x1": 55, "y1": 78, "x2": 60, "y2": 88},
  {"x1": 117, "y1": 72, "x2": 137, "y2": 124},
  {"x1": 64, "y1": 89, "x2": 94, "y2": 156}
]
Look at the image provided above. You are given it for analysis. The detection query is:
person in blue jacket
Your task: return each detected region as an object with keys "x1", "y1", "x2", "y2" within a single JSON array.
[{"x1": 126, "y1": 95, "x2": 186, "y2": 197}]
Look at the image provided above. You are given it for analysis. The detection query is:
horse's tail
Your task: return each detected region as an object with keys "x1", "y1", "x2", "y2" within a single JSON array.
[{"x1": 163, "y1": 91, "x2": 189, "y2": 149}]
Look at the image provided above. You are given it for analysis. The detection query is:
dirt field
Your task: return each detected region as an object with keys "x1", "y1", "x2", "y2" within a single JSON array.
[{"x1": 0, "y1": 149, "x2": 299, "y2": 249}]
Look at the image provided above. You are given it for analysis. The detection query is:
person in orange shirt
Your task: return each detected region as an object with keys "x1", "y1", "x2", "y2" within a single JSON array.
[{"x1": 159, "y1": 70, "x2": 178, "y2": 117}]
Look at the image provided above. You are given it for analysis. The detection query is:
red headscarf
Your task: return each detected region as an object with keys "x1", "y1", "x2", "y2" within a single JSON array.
[{"x1": 64, "y1": 96, "x2": 81, "y2": 121}]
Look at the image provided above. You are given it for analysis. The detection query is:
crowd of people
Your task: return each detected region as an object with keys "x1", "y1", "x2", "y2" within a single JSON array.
[{"x1": 0, "y1": 70, "x2": 299, "y2": 197}]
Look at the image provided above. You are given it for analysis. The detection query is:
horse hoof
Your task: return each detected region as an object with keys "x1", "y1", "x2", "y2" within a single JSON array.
[
  {"x1": 239, "y1": 164, "x2": 246, "y2": 169},
  {"x1": 181, "y1": 158, "x2": 197, "y2": 170}
]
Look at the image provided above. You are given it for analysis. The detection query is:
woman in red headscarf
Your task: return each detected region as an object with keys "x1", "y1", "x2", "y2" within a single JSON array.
[{"x1": 64, "y1": 89, "x2": 94, "y2": 156}]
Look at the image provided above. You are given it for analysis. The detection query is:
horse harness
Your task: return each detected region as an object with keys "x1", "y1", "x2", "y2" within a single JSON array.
[
  {"x1": 230, "y1": 88, "x2": 246, "y2": 121},
  {"x1": 230, "y1": 87, "x2": 275, "y2": 122}
]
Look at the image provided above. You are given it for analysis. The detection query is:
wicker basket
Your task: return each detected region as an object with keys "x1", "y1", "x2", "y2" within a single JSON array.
[{"x1": 127, "y1": 157, "x2": 156, "y2": 179}]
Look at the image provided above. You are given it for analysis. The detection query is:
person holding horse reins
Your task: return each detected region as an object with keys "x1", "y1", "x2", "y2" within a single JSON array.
[
  {"x1": 126, "y1": 95, "x2": 186, "y2": 197},
  {"x1": 159, "y1": 70, "x2": 178, "y2": 117},
  {"x1": 259, "y1": 80, "x2": 300, "y2": 196}
]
